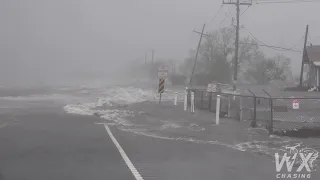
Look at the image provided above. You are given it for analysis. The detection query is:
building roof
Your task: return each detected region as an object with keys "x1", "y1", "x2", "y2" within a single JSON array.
[{"x1": 306, "y1": 45, "x2": 320, "y2": 62}]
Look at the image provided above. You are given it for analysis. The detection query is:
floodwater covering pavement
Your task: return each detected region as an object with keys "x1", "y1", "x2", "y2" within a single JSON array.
[{"x1": 0, "y1": 85, "x2": 320, "y2": 179}]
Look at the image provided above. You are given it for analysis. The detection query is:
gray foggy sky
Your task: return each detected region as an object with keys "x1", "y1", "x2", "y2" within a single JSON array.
[{"x1": 0, "y1": 0, "x2": 319, "y2": 85}]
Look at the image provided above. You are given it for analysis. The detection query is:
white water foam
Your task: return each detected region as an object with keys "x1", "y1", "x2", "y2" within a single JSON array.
[
  {"x1": 118, "y1": 126, "x2": 296, "y2": 157},
  {"x1": 0, "y1": 94, "x2": 77, "y2": 101},
  {"x1": 160, "y1": 121, "x2": 182, "y2": 130},
  {"x1": 64, "y1": 86, "x2": 161, "y2": 126},
  {"x1": 119, "y1": 127, "x2": 244, "y2": 151},
  {"x1": 188, "y1": 124, "x2": 205, "y2": 131},
  {"x1": 64, "y1": 86, "x2": 306, "y2": 163},
  {"x1": 99, "y1": 87, "x2": 157, "y2": 104}
]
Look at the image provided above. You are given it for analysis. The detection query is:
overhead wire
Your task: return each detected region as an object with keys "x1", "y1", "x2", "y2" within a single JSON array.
[
  {"x1": 240, "y1": 5, "x2": 251, "y2": 16},
  {"x1": 255, "y1": 0, "x2": 320, "y2": 4},
  {"x1": 219, "y1": 6, "x2": 237, "y2": 27},
  {"x1": 209, "y1": 5, "x2": 224, "y2": 23},
  {"x1": 242, "y1": 26, "x2": 303, "y2": 52}
]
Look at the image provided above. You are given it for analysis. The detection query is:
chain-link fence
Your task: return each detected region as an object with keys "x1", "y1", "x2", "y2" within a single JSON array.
[
  {"x1": 187, "y1": 89, "x2": 229, "y2": 117},
  {"x1": 272, "y1": 97, "x2": 320, "y2": 136},
  {"x1": 186, "y1": 88, "x2": 320, "y2": 137}
]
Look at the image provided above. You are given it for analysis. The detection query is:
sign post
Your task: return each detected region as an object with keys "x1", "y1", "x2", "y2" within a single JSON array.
[
  {"x1": 174, "y1": 92, "x2": 178, "y2": 106},
  {"x1": 158, "y1": 78, "x2": 165, "y2": 104},
  {"x1": 216, "y1": 95, "x2": 221, "y2": 125},
  {"x1": 184, "y1": 87, "x2": 188, "y2": 111},
  {"x1": 191, "y1": 91, "x2": 195, "y2": 113},
  {"x1": 158, "y1": 65, "x2": 168, "y2": 104}
]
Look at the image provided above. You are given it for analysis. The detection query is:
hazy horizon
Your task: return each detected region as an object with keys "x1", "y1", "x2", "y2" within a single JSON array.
[{"x1": 0, "y1": 0, "x2": 319, "y2": 86}]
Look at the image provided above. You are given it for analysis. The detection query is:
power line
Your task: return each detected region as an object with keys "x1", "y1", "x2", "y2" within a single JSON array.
[
  {"x1": 282, "y1": 36, "x2": 305, "y2": 51},
  {"x1": 257, "y1": 0, "x2": 320, "y2": 3},
  {"x1": 219, "y1": 6, "x2": 236, "y2": 27},
  {"x1": 256, "y1": 0, "x2": 320, "y2": 4},
  {"x1": 239, "y1": 42, "x2": 302, "y2": 52},
  {"x1": 195, "y1": 24, "x2": 303, "y2": 53},
  {"x1": 209, "y1": 5, "x2": 224, "y2": 23},
  {"x1": 242, "y1": 26, "x2": 303, "y2": 52},
  {"x1": 242, "y1": 26, "x2": 279, "y2": 51},
  {"x1": 240, "y1": 6, "x2": 251, "y2": 16}
]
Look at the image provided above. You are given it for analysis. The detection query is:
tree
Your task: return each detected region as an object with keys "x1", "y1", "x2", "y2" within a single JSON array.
[
  {"x1": 179, "y1": 49, "x2": 196, "y2": 78},
  {"x1": 192, "y1": 27, "x2": 235, "y2": 84},
  {"x1": 182, "y1": 27, "x2": 259, "y2": 85},
  {"x1": 180, "y1": 26, "x2": 293, "y2": 86},
  {"x1": 244, "y1": 54, "x2": 292, "y2": 84},
  {"x1": 238, "y1": 38, "x2": 260, "y2": 76}
]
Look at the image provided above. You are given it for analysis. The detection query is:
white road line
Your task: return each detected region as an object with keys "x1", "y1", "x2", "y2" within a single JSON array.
[{"x1": 103, "y1": 124, "x2": 144, "y2": 180}]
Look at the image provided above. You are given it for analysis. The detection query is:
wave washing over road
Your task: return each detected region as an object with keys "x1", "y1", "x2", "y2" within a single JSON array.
[{"x1": 63, "y1": 85, "x2": 319, "y2": 170}]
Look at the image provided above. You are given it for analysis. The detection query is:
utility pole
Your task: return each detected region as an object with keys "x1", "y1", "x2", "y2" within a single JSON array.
[
  {"x1": 145, "y1": 52, "x2": 147, "y2": 64},
  {"x1": 151, "y1": 49, "x2": 155, "y2": 64},
  {"x1": 189, "y1": 24, "x2": 206, "y2": 87},
  {"x1": 300, "y1": 25, "x2": 309, "y2": 87},
  {"x1": 234, "y1": 0, "x2": 240, "y2": 92},
  {"x1": 145, "y1": 49, "x2": 155, "y2": 64},
  {"x1": 223, "y1": 0, "x2": 252, "y2": 92}
]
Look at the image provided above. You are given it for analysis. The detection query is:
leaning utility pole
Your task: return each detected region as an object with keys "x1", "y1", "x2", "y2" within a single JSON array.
[
  {"x1": 145, "y1": 52, "x2": 147, "y2": 64},
  {"x1": 189, "y1": 24, "x2": 206, "y2": 87},
  {"x1": 300, "y1": 25, "x2": 309, "y2": 87},
  {"x1": 223, "y1": 0, "x2": 252, "y2": 92},
  {"x1": 151, "y1": 49, "x2": 155, "y2": 64}
]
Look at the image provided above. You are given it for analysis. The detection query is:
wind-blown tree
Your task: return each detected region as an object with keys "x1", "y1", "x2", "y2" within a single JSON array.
[
  {"x1": 244, "y1": 54, "x2": 292, "y2": 84},
  {"x1": 192, "y1": 27, "x2": 235, "y2": 84},
  {"x1": 179, "y1": 49, "x2": 196, "y2": 78},
  {"x1": 238, "y1": 37, "x2": 260, "y2": 75},
  {"x1": 183, "y1": 27, "x2": 260, "y2": 85},
  {"x1": 181, "y1": 26, "x2": 293, "y2": 86}
]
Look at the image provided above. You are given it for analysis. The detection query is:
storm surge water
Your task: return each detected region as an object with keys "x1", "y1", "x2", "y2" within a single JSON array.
[
  {"x1": 0, "y1": 83, "x2": 312, "y2": 162},
  {"x1": 64, "y1": 85, "x2": 185, "y2": 125},
  {"x1": 62, "y1": 85, "x2": 311, "y2": 163},
  {"x1": 64, "y1": 86, "x2": 156, "y2": 126}
]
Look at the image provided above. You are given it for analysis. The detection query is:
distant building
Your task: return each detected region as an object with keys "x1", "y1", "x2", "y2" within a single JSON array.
[{"x1": 304, "y1": 45, "x2": 320, "y2": 87}]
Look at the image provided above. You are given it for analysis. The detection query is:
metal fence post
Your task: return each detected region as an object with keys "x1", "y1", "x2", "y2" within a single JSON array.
[
  {"x1": 253, "y1": 97, "x2": 256, "y2": 126},
  {"x1": 270, "y1": 98, "x2": 273, "y2": 134},
  {"x1": 208, "y1": 92, "x2": 212, "y2": 111},
  {"x1": 228, "y1": 96, "x2": 232, "y2": 117},
  {"x1": 247, "y1": 89, "x2": 257, "y2": 127},
  {"x1": 262, "y1": 89, "x2": 273, "y2": 134},
  {"x1": 201, "y1": 91, "x2": 204, "y2": 109}
]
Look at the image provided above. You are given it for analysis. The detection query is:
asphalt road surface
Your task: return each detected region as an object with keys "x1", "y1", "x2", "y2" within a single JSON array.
[
  {"x1": 1, "y1": 108, "x2": 320, "y2": 180},
  {"x1": 0, "y1": 112, "x2": 135, "y2": 180}
]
